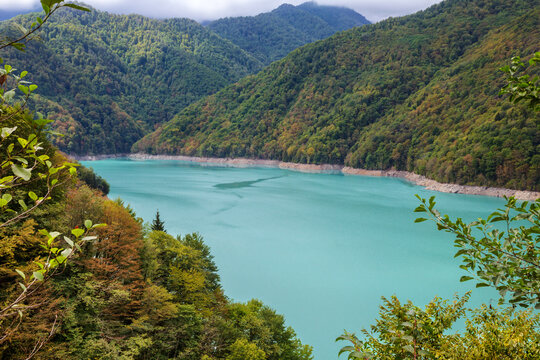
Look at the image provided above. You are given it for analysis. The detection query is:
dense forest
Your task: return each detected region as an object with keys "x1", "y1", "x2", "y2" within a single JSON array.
[
  {"x1": 0, "y1": 7, "x2": 263, "y2": 154},
  {"x1": 0, "y1": 9, "x2": 38, "y2": 21},
  {"x1": 0, "y1": 3, "x2": 313, "y2": 358},
  {"x1": 207, "y1": 2, "x2": 370, "y2": 65},
  {"x1": 0, "y1": 3, "x2": 367, "y2": 155},
  {"x1": 0, "y1": 179, "x2": 312, "y2": 359},
  {"x1": 1, "y1": 1, "x2": 539, "y2": 359},
  {"x1": 135, "y1": 0, "x2": 540, "y2": 191},
  {"x1": 0, "y1": 61, "x2": 311, "y2": 360}
]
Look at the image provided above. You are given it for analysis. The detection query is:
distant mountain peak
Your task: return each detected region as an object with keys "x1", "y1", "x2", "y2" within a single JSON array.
[
  {"x1": 298, "y1": 1, "x2": 322, "y2": 8},
  {"x1": 276, "y1": 3, "x2": 296, "y2": 9},
  {"x1": 208, "y1": 2, "x2": 369, "y2": 64}
]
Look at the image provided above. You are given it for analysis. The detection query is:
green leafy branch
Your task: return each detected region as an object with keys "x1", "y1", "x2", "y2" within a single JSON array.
[
  {"x1": 0, "y1": 121, "x2": 79, "y2": 228},
  {"x1": 0, "y1": 1, "x2": 90, "y2": 51},
  {"x1": 0, "y1": 61, "x2": 42, "y2": 125},
  {"x1": 0, "y1": 1, "x2": 98, "y2": 356},
  {"x1": 499, "y1": 52, "x2": 540, "y2": 111},
  {"x1": 414, "y1": 195, "x2": 539, "y2": 309}
]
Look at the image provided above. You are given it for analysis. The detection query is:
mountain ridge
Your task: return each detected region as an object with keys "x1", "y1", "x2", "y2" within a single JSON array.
[
  {"x1": 207, "y1": 1, "x2": 370, "y2": 64},
  {"x1": 134, "y1": 0, "x2": 540, "y2": 191},
  {"x1": 1, "y1": 2, "x2": 369, "y2": 155},
  {"x1": 1, "y1": 6, "x2": 264, "y2": 154}
]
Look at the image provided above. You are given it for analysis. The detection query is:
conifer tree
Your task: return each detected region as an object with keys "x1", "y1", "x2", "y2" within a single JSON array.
[{"x1": 151, "y1": 210, "x2": 165, "y2": 232}]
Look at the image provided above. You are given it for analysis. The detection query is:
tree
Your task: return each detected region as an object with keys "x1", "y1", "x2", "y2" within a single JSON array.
[
  {"x1": 442, "y1": 305, "x2": 540, "y2": 360},
  {"x1": 227, "y1": 299, "x2": 313, "y2": 360},
  {"x1": 337, "y1": 294, "x2": 470, "y2": 360},
  {"x1": 142, "y1": 230, "x2": 220, "y2": 311},
  {"x1": 337, "y1": 296, "x2": 540, "y2": 360},
  {"x1": 151, "y1": 209, "x2": 166, "y2": 232}
]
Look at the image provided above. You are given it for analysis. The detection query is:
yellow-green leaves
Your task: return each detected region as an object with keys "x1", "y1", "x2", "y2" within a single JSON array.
[
  {"x1": 71, "y1": 228, "x2": 85, "y2": 238},
  {"x1": 32, "y1": 271, "x2": 44, "y2": 281},
  {"x1": 0, "y1": 193, "x2": 12, "y2": 207},
  {"x1": 15, "y1": 269, "x2": 26, "y2": 280}
]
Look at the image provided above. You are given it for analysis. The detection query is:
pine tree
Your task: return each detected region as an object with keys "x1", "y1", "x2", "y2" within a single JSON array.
[{"x1": 151, "y1": 210, "x2": 165, "y2": 232}]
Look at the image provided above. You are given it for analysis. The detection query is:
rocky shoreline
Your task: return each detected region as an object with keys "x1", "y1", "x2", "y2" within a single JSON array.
[{"x1": 73, "y1": 153, "x2": 540, "y2": 201}]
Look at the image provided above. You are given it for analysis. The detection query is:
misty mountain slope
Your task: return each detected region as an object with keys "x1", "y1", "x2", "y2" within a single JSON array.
[
  {"x1": 207, "y1": 2, "x2": 370, "y2": 64},
  {"x1": 135, "y1": 0, "x2": 539, "y2": 191}
]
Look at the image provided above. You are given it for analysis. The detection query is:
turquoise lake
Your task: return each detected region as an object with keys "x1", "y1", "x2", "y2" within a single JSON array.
[{"x1": 82, "y1": 159, "x2": 502, "y2": 359}]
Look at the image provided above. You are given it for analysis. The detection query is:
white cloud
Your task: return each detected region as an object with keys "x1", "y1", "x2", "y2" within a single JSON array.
[
  {"x1": 0, "y1": 0, "x2": 39, "y2": 11},
  {"x1": 0, "y1": 0, "x2": 443, "y2": 22}
]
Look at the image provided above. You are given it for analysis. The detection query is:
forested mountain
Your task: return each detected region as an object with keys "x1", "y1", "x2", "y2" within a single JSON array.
[
  {"x1": 207, "y1": 2, "x2": 370, "y2": 65},
  {"x1": 0, "y1": 3, "x2": 316, "y2": 357},
  {"x1": 1, "y1": 7, "x2": 263, "y2": 154},
  {"x1": 1, "y1": 2, "x2": 368, "y2": 156},
  {"x1": 0, "y1": 108, "x2": 312, "y2": 359},
  {"x1": 135, "y1": 0, "x2": 540, "y2": 191}
]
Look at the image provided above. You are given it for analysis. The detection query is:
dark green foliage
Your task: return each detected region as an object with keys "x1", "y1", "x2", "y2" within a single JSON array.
[
  {"x1": 77, "y1": 165, "x2": 110, "y2": 194},
  {"x1": 207, "y1": 2, "x2": 369, "y2": 65},
  {"x1": 151, "y1": 210, "x2": 165, "y2": 232},
  {"x1": 137, "y1": 0, "x2": 540, "y2": 191},
  {"x1": 1, "y1": 6, "x2": 263, "y2": 155}
]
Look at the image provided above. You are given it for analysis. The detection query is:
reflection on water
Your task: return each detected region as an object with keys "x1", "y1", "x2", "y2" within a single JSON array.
[{"x1": 214, "y1": 175, "x2": 285, "y2": 189}]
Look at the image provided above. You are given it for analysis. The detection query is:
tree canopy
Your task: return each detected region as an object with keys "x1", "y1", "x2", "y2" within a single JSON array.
[{"x1": 136, "y1": 0, "x2": 540, "y2": 191}]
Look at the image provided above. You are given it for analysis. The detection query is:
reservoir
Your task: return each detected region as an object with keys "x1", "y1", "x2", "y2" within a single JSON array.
[{"x1": 82, "y1": 158, "x2": 501, "y2": 359}]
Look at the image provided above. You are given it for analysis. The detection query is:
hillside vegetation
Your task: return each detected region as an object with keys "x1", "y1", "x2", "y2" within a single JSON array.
[
  {"x1": 1, "y1": 7, "x2": 263, "y2": 154},
  {"x1": 207, "y1": 2, "x2": 370, "y2": 65},
  {"x1": 0, "y1": 3, "x2": 315, "y2": 358},
  {"x1": 1, "y1": 3, "x2": 369, "y2": 156},
  {"x1": 135, "y1": 0, "x2": 540, "y2": 191},
  {"x1": 0, "y1": 49, "x2": 311, "y2": 360}
]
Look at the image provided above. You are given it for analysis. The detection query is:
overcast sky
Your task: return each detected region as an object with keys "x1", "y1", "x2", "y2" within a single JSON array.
[{"x1": 0, "y1": 0, "x2": 443, "y2": 23}]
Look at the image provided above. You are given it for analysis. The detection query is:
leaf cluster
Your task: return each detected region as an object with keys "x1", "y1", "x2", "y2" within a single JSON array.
[
  {"x1": 499, "y1": 52, "x2": 540, "y2": 110},
  {"x1": 337, "y1": 295, "x2": 540, "y2": 360}
]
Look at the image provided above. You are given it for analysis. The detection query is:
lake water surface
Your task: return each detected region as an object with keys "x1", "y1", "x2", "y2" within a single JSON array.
[{"x1": 82, "y1": 159, "x2": 501, "y2": 359}]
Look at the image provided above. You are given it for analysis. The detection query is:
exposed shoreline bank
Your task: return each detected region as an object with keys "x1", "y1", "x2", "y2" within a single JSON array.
[{"x1": 73, "y1": 153, "x2": 540, "y2": 201}]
